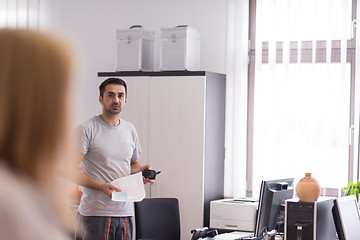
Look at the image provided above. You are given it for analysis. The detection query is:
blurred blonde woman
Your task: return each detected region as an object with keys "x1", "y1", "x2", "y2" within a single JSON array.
[{"x1": 0, "y1": 28, "x2": 73, "y2": 240}]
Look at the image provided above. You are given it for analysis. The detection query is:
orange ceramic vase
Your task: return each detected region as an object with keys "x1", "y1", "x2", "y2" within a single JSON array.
[{"x1": 295, "y1": 173, "x2": 320, "y2": 202}]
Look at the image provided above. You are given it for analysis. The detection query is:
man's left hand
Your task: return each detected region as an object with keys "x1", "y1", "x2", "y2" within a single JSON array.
[{"x1": 140, "y1": 165, "x2": 156, "y2": 184}]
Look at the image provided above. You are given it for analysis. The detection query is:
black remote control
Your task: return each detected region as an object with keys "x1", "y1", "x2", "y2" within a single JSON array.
[{"x1": 142, "y1": 169, "x2": 161, "y2": 179}]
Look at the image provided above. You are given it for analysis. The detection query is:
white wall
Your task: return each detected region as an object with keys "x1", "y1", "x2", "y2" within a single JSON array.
[{"x1": 40, "y1": 0, "x2": 228, "y2": 125}]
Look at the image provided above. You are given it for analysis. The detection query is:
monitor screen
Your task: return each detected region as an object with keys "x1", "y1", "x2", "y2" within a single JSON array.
[
  {"x1": 254, "y1": 178, "x2": 294, "y2": 238},
  {"x1": 332, "y1": 195, "x2": 360, "y2": 240}
]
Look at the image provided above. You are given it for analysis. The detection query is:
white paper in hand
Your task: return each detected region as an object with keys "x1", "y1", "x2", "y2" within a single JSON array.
[
  {"x1": 111, "y1": 172, "x2": 145, "y2": 202},
  {"x1": 111, "y1": 191, "x2": 128, "y2": 201}
]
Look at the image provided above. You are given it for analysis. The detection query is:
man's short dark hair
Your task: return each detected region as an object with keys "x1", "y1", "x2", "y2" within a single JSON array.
[{"x1": 99, "y1": 78, "x2": 127, "y2": 97}]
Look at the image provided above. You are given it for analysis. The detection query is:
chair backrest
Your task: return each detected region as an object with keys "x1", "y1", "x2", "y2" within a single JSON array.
[{"x1": 134, "y1": 198, "x2": 181, "y2": 240}]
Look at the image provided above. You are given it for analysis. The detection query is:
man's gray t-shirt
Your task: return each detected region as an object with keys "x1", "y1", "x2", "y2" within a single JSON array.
[{"x1": 76, "y1": 115, "x2": 141, "y2": 217}]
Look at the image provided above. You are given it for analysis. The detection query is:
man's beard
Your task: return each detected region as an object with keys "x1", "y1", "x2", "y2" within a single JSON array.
[{"x1": 106, "y1": 103, "x2": 122, "y2": 114}]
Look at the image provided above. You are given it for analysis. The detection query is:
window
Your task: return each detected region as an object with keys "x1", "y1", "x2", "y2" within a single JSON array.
[
  {"x1": 0, "y1": 0, "x2": 40, "y2": 29},
  {"x1": 247, "y1": 0, "x2": 357, "y2": 197}
]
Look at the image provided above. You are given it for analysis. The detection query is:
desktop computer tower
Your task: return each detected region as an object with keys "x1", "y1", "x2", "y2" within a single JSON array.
[{"x1": 284, "y1": 197, "x2": 337, "y2": 240}]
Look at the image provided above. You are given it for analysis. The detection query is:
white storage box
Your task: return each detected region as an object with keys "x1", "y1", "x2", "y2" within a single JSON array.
[
  {"x1": 116, "y1": 26, "x2": 154, "y2": 71},
  {"x1": 160, "y1": 26, "x2": 200, "y2": 71}
]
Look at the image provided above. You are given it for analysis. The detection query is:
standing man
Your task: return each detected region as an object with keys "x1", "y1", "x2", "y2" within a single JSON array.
[{"x1": 74, "y1": 78, "x2": 153, "y2": 240}]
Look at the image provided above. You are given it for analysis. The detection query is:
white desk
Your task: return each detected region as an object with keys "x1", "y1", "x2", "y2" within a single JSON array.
[
  {"x1": 207, "y1": 231, "x2": 253, "y2": 240},
  {"x1": 206, "y1": 231, "x2": 283, "y2": 240}
]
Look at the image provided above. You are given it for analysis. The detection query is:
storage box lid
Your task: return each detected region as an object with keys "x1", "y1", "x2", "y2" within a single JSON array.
[
  {"x1": 160, "y1": 26, "x2": 200, "y2": 39},
  {"x1": 116, "y1": 26, "x2": 155, "y2": 41}
]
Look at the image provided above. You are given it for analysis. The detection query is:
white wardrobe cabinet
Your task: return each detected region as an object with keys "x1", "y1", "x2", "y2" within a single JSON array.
[{"x1": 98, "y1": 71, "x2": 225, "y2": 240}]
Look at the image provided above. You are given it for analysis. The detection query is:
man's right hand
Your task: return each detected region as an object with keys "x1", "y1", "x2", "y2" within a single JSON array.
[{"x1": 99, "y1": 183, "x2": 121, "y2": 198}]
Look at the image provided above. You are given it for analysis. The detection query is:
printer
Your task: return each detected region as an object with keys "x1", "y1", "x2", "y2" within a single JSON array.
[{"x1": 210, "y1": 198, "x2": 258, "y2": 232}]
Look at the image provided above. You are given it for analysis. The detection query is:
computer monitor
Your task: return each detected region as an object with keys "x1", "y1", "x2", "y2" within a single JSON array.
[
  {"x1": 254, "y1": 178, "x2": 294, "y2": 238},
  {"x1": 332, "y1": 195, "x2": 360, "y2": 240}
]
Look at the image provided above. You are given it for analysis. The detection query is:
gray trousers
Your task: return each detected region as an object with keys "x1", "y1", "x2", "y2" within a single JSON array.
[{"x1": 76, "y1": 214, "x2": 133, "y2": 240}]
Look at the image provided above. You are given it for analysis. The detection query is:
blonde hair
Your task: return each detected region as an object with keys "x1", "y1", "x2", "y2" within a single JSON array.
[{"x1": 0, "y1": 28, "x2": 72, "y2": 182}]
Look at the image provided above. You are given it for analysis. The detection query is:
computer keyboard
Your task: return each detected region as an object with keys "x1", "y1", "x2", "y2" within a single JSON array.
[{"x1": 239, "y1": 234, "x2": 265, "y2": 240}]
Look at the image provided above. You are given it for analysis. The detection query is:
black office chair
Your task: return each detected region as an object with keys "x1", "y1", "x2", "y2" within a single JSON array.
[{"x1": 134, "y1": 198, "x2": 181, "y2": 240}]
